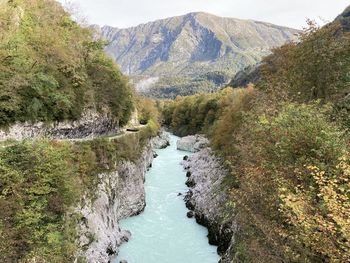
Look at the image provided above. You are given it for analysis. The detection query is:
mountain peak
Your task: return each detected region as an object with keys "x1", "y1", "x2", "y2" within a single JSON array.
[
  {"x1": 99, "y1": 13, "x2": 298, "y2": 90},
  {"x1": 184, "y1": 11, "x2": 217, "y2": 18}
]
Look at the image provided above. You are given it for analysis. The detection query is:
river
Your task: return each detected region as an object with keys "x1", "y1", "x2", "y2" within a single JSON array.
[{"x1": 114, "y1": 134, "x2": 220, "y2": 263}]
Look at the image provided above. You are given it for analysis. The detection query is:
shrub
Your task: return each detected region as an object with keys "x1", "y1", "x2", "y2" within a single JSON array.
[
  {"x1": 0, "y1": 0, "x2": 134, "y2": 127},
  {"x1": 231, "y1": 103, "x2": 350, "y2": 262}
]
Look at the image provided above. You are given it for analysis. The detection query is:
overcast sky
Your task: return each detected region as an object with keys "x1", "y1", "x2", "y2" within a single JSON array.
[{"x1": 58, "y1": 0, "x2": 349, "y2": 29}]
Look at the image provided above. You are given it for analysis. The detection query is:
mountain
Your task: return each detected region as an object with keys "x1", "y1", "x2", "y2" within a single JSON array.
[
  {"x1": 227, "y1": 63, "x2": 261, "y2": 88},
  {"x1": 98, "y1": 12, "x2": 299, "y2": 98},
  {"x1": 336, "y1": 5, "x2": 350, "y2": 31},
  {"x1": 227, "y1": 4, "x2": 350, "y2": 89}
]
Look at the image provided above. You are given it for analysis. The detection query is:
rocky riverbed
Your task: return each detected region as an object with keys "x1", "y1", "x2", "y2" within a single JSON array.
[
  {"x1": 76, "y1": 132, "x2": 170, "y2": 263},
  {"x1": 179, "y1": 135, "x2": 237, "y2": 263}
]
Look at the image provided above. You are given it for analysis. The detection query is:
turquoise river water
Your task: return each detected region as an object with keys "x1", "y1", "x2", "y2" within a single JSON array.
[{"x1": 114, "y1": 135, "x2": 220, "y2": 263}]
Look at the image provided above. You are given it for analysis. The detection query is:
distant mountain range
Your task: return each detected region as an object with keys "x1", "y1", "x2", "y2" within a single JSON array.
[{"x1": 96, "y1": 12, "x2": 299, "y2": 98}]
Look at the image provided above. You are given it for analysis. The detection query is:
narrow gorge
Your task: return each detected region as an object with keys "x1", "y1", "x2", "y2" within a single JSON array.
[
  {"x1": 1, "y1": 1, "x2": 350, "y2": 262},
  {"x1": 114, "y1": 135, "x2": 221, "y2": 263}
]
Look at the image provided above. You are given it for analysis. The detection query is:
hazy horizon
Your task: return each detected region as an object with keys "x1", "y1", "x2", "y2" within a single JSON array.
[{"x1": 58, "y1": 0, "x2": 349, "y2": 29}]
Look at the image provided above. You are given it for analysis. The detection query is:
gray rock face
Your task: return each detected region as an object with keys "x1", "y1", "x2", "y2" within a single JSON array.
[
  {"x1": 95, "y1": 12, "x2": 299, "y2": 98},
  {"x1": 228, "y1": 63, "x2": 261, "y2": 88},
  {"x1": 77, "y1": 133, "x2": 170, "y2": 263},
  {"x1": 181, "y1": 138, "x2": 236, "y2": 262},
  {"x1": 0, "y1": 111, "x2": 118, "y2": 141},
  {"x1": 151, "y1": 131, "x2": 171, "y2": 149},
  {"x1": 177, "y1": 135, "x2": 209, "y2": 152},
  {"x1": 99, "y1": 12, "x2": 298, "y2": 79},
  {"x1": 336, "y1": 5, "x2": 350, "y2": 31}
]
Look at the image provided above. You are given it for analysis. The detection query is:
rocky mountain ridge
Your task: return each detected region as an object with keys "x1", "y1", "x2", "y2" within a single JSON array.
[{"x1": 96, "y1": 12, "x2": 299, "y2": 97}]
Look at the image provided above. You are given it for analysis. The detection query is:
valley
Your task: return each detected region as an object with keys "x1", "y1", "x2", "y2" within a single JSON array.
[{"x1": 0, "y1": 1, "x2": 350, "y2": 263}]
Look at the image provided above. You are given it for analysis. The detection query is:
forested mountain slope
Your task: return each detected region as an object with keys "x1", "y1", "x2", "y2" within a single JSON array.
[
  {"x1": 98, "y1": 12, "x2": 298, "y2": 98},
  {"x1": 163, "y1": 5, "x2": 350, "y2": 262},
  {"x1": 228, "y1": 4, "x2": 350, "y2": 89}
]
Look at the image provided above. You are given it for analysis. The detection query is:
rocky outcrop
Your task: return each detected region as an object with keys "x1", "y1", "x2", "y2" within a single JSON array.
[
  {"x1": 100, "y1": 13, "x2": 298, "y2": 78},
  {"x1": 180, "y1": 135, "x2": 236, "y2": 262},
  {"x1": 177, "y1": 135, "x2": 209, "y2": 152},
  {"x1": 97, "y1": 13, "x2": 298, "y2": 98},
  {"x1": 227, "y1": 63, "x2": 261, "y2": 88},
  {"x1": 336, "y1": 5, "x2": 350, "y2": 32},
  {"x1": 0, "y1": 111, "x2": 118, "y2": 141},
  {"x1": 77, "y1": 133, "x2": 169, "y2": 263},
  {"x1": 151, "y1": 130, "x2": 170, "y2": 149}
]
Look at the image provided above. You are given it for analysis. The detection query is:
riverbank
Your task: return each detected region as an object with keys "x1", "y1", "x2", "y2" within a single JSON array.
[
  {"x1": 114, "y1": 134, "x2": 220, "y2": 263},
  {"x1": 179, "y1": 135, "x2": 237, "y2": 263},
  {"x1": 0, "y1": 121, "x2": 167, "y2": 263},
  {"x1": 77, "y1": 132, "x2": 170, "y2": 262}
]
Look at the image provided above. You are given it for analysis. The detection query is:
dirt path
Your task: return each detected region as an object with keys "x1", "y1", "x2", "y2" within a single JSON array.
[{"x1": 0, "y1": 124, "x2": 146, "y2": 148}]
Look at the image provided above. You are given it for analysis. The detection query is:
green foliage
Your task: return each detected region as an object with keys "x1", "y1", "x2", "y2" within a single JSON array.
[
  {"x1": 140, "y1": 73, "x2": 229, "y2": 99},
  {"x1": 137, "y1": 97, "x2": 160, "y2": 125},
  {"x1": 0, "y1": 140, "x2": 79, "y2": 262},
  {"x1": 163, "y1": 88, "x2": 245, "y2": 137},
  {"x1": 163, "y1": 20, "x2": 350, "y2": 262},
  {"x1": 0, "y1": 123, "x2": 158, "y2": 262},
  {"x1": 0, "y1": 0, "x2": 134, "y2": 127},
  {"x1": 230, "y1": 103, "x2": 350, "y2": 262},
  {"x1": 260, "y1": 20, "x2": 350, "y2": 104}
]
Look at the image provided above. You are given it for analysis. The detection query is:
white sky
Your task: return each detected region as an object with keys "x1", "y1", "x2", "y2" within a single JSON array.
[{"x1": 58, "y1": 0, "x2": 349, "y2": 29}]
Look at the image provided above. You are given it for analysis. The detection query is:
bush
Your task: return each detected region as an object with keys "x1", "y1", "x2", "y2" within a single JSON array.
[
  {"x1": 137, "y1": 97, "x2": 160, "y2": 125},
  {"x1": 163, "y1": 88, "x2": 247, "y2": 137},
  {"x1": 230, "y1": 103, "x2": 350, "y2": 262},
  {"x1": 0, "y1": 123, "x2": 158, "y2": 262},
  {"x1": 0, "y1": 140, "x2": 79, "y2": 262},
  {"x1": 0, "y1": 0, "x2": 134, "y2": 127}
]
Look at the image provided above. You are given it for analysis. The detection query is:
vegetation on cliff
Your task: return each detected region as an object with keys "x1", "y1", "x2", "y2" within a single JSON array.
[
  {"x1": 163, "y1": 16, "x2": 350, "y2": 262},
  {"x1": 141, "y1": 73, "x2": 230, "y2": 99},
  {"x1": 0, "y1": 0, "x2": 164, "y2": 261},
  {"x1": 0, "y1": 0, "x2": 133, "y2": 128},
  {"x1": 0, "y1": 123, "x2": 158, "y2": 262}
]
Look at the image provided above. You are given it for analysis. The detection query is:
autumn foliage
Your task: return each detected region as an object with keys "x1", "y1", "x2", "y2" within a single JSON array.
[{"x1": 163, "y1": 19, "x2": 350, "y2": 262}]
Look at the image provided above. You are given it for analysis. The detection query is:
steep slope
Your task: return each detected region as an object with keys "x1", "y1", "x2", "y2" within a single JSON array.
[
  {"x1": 98, "y1": 12, "x2": 298, "y2": 97},
  {"x1": 163, "y1": 5, "x2": 350, "y2": 262},
  {"x1": 228, "y1": 4, "x2": 350, "y2": 89},
  {"x1": 0, "y1": 1, "x2": 161, "y2": 262},
  {"x1": 336, "y1": 5, "x2": 350, "y2": 31},
  {"x1": 0, "y1": 0, "x2": 133, "y2": 129}
]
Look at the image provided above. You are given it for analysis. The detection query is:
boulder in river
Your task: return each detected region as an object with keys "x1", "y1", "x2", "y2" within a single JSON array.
[
  {"x1": 187, "y1": 211, "x2": 195, "y2": 218},
  {"x1": 152, "y1": 131, "x2": 170, "y2": 149},
  {"x1": 176, "y1": 135, "x2": 209, "y2": 153}
]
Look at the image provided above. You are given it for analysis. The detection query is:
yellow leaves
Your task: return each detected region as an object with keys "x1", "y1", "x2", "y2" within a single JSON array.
[
  {"x1": 258, "y1": 114, "x2": 269, "y2": 125},
  {"x1": 282, "y1": 157, "x2": 350, "y2": 260}
]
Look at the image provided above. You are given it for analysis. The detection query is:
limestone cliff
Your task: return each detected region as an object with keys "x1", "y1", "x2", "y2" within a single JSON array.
[
  {"x1": 0, "y1": 111, "x2": 118, "y2": 141},
  {"x1": 179, "y1": 135, "x2": 236, "y2": 262},
  {"x1": 77, "y1": 133, "x2": 170, "y2": 263}
]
